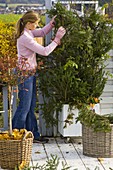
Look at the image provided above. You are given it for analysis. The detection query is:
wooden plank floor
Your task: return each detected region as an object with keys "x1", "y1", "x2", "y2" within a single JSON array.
[
  {"x1": 0, "y1": 137, "x2": 113, "y2": 170},
  {"x1": 30, "y1": 137, "x2": 113, "y2": 170}
]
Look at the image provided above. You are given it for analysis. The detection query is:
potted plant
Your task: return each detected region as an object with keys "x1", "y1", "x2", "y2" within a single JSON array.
[
  {"x1": 0, "y1": 21, "x2": 33, "y2": 169},
  {"x1": 77, "y1": 104, "x2": 113, "y2": 157},
  {"x1": 38, "y1": 2, "x2": 113, "y2": 137}
]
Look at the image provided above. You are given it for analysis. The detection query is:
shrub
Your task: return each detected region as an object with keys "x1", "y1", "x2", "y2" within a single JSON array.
[{"x1": 38, "y1": 3, "x2": 113, "y2": 126}]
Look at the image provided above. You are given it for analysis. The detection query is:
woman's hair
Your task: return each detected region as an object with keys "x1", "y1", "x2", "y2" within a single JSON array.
[{"x1": 15, "y1": 10, "x2": 39, "y2": 39}]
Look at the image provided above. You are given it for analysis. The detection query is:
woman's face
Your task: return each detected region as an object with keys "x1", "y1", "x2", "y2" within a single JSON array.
[{"x1": 27, "y1": 21, "x2": 39, "y2": 30}]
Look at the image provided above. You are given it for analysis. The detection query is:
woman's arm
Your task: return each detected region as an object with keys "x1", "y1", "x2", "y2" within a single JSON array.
[
  {"x1": 32, "y1": 23, "x2": 53, "y2": 37},
  {"x1": 22, "y1": 35, "x2": 58, "y2": 56},
  {"x1": 32, "y1": 16, "x2": 56, "y2": 37},
  {"x1": 20, "y1": 26, "x2": 66, "y2": 56}
]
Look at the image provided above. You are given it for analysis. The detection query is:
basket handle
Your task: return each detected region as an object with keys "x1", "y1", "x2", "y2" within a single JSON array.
[{"x1": 23, "y1": 131, "x2": 34, "y2": 140}]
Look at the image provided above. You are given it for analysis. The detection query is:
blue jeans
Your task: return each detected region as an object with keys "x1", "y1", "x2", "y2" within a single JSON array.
[{"x1": 12, "y1": 75, "x2": 40, "y2": 139}]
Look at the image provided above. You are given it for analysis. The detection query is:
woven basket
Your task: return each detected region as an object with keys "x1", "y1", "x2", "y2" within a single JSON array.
[
  {"x1": 0, "y1": 131, "x2": 33, "y2": 169},
  {"x1": 82, "y1": 124, "x2": 113, "y2": 158}
]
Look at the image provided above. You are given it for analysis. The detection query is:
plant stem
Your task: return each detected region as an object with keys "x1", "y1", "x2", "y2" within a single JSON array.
[{"x1": 9, "y1": 85, "x2": 13, "y2": 135}]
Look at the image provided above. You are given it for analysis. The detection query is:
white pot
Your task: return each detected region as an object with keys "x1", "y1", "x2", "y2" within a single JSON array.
[{"x1": 58, "y1": 104, "x2": 82, "y2": 137}]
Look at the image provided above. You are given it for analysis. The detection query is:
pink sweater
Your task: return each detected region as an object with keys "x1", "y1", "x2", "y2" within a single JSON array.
[{"x1": 17, "y1": 23, "x2": 58, "y2": 70}]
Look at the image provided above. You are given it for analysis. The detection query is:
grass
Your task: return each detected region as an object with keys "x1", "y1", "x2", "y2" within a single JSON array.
[
  {"x1": 0, "y1": 14, "x2": 45, "y2": 24},
  {"x1": 0, "y1": 14, "x2": 22, "y2": 23}
]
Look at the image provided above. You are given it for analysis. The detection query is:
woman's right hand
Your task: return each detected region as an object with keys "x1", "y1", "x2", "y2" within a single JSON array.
[
  {"x1": 50, "y1": 15, "x2": 57, "y2": 26},
  {"x1": 54, "y1": 26, "x2": 66, "y2": 45}
]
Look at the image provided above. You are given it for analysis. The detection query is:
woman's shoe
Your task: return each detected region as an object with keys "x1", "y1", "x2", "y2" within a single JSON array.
[{"x1": 33, "y1": 136, "x2": 49, "y2": 144}]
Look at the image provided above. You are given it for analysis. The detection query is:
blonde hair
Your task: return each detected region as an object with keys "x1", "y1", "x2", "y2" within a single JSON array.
[{"x1": 15, "y1": 10, "x2": 40, "y2": 39}]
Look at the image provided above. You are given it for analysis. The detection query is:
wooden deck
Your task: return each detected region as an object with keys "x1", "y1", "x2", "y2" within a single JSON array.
[{"x1": 30, "y1": 137, "x2": 113, "y2": 170}]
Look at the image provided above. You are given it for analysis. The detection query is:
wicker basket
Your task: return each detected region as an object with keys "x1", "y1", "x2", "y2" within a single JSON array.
[
  {"x1": 0, "y1": 131, "x2": 33, "y2": 169},
  {"x1": 82, "y1": 124, "x2": 113, "y2": 158}
]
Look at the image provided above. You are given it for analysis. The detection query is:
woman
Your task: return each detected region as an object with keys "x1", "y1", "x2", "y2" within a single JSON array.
[{"x1": 12, "y1": 10, "x2": 66, "y2": 143}]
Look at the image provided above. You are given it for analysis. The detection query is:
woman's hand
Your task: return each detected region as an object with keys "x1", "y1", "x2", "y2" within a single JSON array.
[
  {"x1": 50, "y1": 15, "x2": 57, "y2": 26},
  {"x1": 53, "y1": 26, "x2": 66, "y2": 45}
]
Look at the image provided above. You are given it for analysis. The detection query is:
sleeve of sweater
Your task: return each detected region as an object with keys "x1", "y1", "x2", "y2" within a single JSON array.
[
  {"x1": 21, "y1": 35, "x2": 58, "y2": 56},
  {"x1": 31, "y1": 23, "x2": 53, "y2": 37}
]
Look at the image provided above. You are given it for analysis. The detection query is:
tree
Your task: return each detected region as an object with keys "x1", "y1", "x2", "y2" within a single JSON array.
[{"x1": 0, "y1": 21, "x2": 32, "y2": 134}]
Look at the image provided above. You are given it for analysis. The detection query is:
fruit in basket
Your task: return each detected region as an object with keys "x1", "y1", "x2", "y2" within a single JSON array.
[
  {"x1": 19, "y1": 161, "x2": 26, "y2": 170},
  {"x1": 13, "y1": 128, "x2": 19, "y2": 132},
  {"x1": 0, "y1": 129, "x2": 28, "y2": 140},
  {"x1": 0, "y1": 134, "x2": 4, "y2": 140},
  {"x1": 3, "y1": 133, "x2": 10, "y2": 140},
  {"x1": 12, "y1": 131, "x2": 22, "y2": 140},
  {"x1": 20, "y1": 128, "x2": 27, "y2": 134}
]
